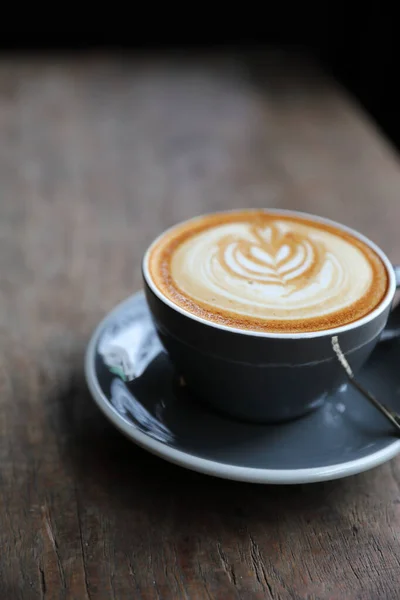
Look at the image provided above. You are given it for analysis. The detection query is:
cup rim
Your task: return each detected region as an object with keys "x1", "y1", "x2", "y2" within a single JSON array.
[{"x1": 142, "y1": 208, "x2": 397, "y2": 339}]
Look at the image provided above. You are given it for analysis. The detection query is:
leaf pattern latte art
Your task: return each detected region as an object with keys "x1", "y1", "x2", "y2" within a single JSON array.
[{"x1": 217, "y1": 224, "x2": 331, "y2": 295}]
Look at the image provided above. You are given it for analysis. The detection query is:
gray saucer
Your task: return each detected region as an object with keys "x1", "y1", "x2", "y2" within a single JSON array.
[{"x1": 85, "y1": 291, "x2": 400, "y2": 484}]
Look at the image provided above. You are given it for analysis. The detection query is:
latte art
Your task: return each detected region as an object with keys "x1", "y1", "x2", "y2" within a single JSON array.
[
  {"x1": 216, "y1": 224, "x2": 328, "y2": 293},
  {"x1": 147, "y1": 211, "x2": 389, "y2": 333}
]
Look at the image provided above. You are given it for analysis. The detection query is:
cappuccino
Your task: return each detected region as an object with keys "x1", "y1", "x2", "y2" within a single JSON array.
[{"x1": 146, "y1": 210, "x2": 389, "y2": 333}]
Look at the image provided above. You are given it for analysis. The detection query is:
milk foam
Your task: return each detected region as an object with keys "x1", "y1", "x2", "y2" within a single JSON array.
[
  {"x1": 148, "y1": 211, "x2": 389, "y2": 332},
  {"x1": 169, "y1": 220, "x2": 374, "y2": 322}
]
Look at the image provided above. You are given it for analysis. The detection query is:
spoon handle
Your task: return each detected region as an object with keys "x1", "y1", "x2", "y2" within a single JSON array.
[
  {"x1": 348, "y1": 377, "x2": 400, "y2": 434},
  {"x1": 331, "y1": 335, "x2": 400, "y2": 435}
]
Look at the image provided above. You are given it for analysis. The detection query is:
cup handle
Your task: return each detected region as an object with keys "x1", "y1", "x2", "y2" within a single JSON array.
[{"x1": 379, "y1": 265, "x2": 400, "y2": 342}]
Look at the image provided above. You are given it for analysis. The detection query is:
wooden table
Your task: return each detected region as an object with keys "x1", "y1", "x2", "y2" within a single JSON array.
[{"x1": 1, "y1": 50, "x2": 400, "y2": 600}]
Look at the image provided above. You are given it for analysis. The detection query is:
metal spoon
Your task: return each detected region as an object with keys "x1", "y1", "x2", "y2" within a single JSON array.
[{"x1": 331, "y1": 336, "x2": 400, "y2": 434}]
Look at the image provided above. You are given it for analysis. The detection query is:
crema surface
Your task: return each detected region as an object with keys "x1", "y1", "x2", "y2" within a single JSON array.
[{"x1": 148, "y1": 211, "x2": 389, "y2": 333}]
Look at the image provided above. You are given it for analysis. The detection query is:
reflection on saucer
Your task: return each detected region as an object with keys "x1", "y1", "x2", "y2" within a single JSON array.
[
  {"x1": 110, "y1": 378, "x2": 175, "y2": 444},
  {"x1": 98, "y1": 306, "x2": 163, "y2": 381}
]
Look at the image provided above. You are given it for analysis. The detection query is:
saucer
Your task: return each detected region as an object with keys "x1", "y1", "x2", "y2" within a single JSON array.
[{"x1": 85, "y1": 291, "x2": 400, "y2": 484}]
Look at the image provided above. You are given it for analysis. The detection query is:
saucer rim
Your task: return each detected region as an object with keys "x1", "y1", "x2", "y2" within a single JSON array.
[{"x1": 84, "y1": 291, "x2": 400, "y2": 485}]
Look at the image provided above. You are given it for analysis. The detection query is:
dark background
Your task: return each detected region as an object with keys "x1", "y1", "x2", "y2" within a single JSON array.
[{"x1": 1, "y1": 16, "x2": 397, "y2": 149}]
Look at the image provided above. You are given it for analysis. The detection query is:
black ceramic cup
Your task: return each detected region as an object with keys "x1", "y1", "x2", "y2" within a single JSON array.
[{"x1": 142, "y1": 211, "x2": 400, "y2": 423}]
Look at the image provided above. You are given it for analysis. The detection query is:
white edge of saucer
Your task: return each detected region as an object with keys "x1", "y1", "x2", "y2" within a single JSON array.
[{"x1": 84, "y1": 290, "x2": 400, "y2": 485}]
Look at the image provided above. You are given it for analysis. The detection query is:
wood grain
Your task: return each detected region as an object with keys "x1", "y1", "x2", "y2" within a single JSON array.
[{"x1": 1, "y1": 49, "x2": 400, "y2": 600}]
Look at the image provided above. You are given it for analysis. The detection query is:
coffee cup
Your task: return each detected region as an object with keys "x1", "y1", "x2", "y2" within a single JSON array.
[{"x1": 142, "y1": 209, "x2": 400, "y2": 423}]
